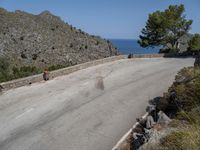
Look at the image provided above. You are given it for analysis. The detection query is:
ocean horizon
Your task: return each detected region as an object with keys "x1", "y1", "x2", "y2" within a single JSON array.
[{"x1": 109, "y1": 39, "x2": 160, "y2": 55}]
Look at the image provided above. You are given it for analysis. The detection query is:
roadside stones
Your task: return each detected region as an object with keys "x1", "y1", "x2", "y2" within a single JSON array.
[
  {"x1": 128, "y1": 96, "x2": 173, "y2": 150},
  {"x1": 194, "y1": 55, "x2": 200, "y2": 68},
  {"x1": 139, "y1": 127, "x2": 175, "y2": 150},
  {"x1": 157, "y1": 111, "x2": 171, "y2": 125}
]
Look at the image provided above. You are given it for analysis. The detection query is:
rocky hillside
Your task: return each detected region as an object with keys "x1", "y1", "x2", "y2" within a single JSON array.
[{"x1": 0, "y1": 8, "x2": 118, "y2": 71}]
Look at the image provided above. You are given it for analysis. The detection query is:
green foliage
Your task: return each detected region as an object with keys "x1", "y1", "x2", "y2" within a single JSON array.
[
  {"x1": 161, "y1": 131, "x2": 188, "y2": 150},
  {"x1": 48, "y1": 64, "x2": 65, "y2": 71},
  {"x1": 21, "y1": 52, "x2": 27, "y2": 59},
  {"x1": 188, "y1": 34, "x2": 200, "y2": 53},
  {"x1": 0, "y1": 57, "x2": 9, "y2": 72},
  {"x1": 159, "y1": 67, "x2": 200, "y2": 149},
  {"x1": 0, "y1": 56, "x2": 73, "y2": 83},
  {"x1": 176, "y1": 108, "x2": 200, "y2": 123},
  {"x1": 12, "y1": 66, "x2": 41, "y2": 79},
  {"x1": 160, "y1": 48, "x2": 179, "y2": 55},
  {"x1": 138, "y1": 4, "x2": 192, "y2": 51},
  {"x1": 176, "y1": 82, "x2": 200, "y2": 110},
  {"x1": 173, "y1": 67, "x2": 200, "y2": 110},
  {"x1": 70, "y1": 43, "x2": 73, "y2": 48},
  {"x1": 96, "y1": 41, "x2": 100, "y2": 45},
  {"x1": 32, "y1": 54, "x2": 38, "y2": 60},
  {"x1": 0, "y1": 58, "x2": 41, "y2": 83},
  {"x1": 0, "y1": 57, "x2": 11, "y2": 82}
]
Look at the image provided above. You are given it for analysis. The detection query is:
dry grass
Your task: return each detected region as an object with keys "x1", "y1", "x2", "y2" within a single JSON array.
[{"x1": 161, "y1": 109, "x2": 200, "y2": 150}]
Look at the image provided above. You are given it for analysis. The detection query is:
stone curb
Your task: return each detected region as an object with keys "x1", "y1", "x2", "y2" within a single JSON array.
[{"x1": 112, "y1": 113, "x2": 149, "y2": 150}]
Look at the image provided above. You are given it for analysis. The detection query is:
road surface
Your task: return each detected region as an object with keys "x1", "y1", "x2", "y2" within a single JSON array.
[{"x1": 0, "y1": 57, "x2": 194, "y2": 150}]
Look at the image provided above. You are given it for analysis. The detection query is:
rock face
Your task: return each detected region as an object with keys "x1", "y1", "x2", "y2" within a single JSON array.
[{"x1": 0, "y1": 8, "x2": 118, "y2": 70}]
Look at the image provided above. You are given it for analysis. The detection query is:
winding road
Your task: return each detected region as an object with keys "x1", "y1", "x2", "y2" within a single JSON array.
[{"x1": 0, "y1": 57, "x2": 194, "y2": 150}]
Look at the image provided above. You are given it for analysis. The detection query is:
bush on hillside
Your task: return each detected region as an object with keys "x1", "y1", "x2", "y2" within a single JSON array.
[{"x1": 0, "y1": 61, "x2": 41, "y2": 83}]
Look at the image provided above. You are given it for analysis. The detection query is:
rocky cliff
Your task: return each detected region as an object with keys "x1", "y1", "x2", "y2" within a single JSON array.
[{"x1": 0, "y1": 8, "x2": 118, "y2": 70}]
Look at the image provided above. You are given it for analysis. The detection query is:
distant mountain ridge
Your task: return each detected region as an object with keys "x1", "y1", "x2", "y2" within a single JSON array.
[{"x1": 0, "y1": 8, "x2": 118, "y2": 70}]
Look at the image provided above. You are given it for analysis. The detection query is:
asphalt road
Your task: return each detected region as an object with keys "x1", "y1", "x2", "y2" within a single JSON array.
[{"x1": 0, "y1": 57, "x2": 194, "y2": 150}]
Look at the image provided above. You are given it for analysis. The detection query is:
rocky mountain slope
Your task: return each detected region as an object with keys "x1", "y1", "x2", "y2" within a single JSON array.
[{"x1": 0, "y1": 8, "x2": 118, "y2": 71}]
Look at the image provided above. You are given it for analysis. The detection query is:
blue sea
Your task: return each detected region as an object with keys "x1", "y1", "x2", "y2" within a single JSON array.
[{"x1": 109, "y1": 39, "x2": 160, "y2": 54}]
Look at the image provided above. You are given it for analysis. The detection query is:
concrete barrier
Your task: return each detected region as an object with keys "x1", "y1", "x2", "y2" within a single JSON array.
[{"x1": 0, "y1": 55, "x2": 125, "y2": 91}]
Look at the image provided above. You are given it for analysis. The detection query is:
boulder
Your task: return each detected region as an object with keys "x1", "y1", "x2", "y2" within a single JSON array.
[{"x1": 139, "y1": 126, "x2": 175, "y2": 150}]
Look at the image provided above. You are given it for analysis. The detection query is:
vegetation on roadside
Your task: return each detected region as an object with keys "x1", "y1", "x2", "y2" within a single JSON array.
[
  {"x1": 157, "y1": 64, "x2": 200, "y2": 150},
  {"x1": 47, "y1": 64, "x2": 67, "y2": 71},
  {"x1": 161, "y1": 122, "x2": 200, "y2": 150},
  {"x1": 0, "y1": 55, "x2": 75, "y2": 83},
  {"x1": 0, "y1": 57, "x2": 42, "y2": 83},
  {"x1": 188, "y1": 34, "x2": 200, "y2": 54}
]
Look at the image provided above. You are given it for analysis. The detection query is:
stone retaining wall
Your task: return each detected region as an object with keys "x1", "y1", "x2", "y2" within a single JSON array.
[
  {"x1": 0, "y1": 54, "x2": 165, "y2": 91},
  {"x1": 0, "y1": 55, "x2": 125, "y2": 91},
  {"x1": 129, "y1": 54, "x2": 164, "y2": 58}
]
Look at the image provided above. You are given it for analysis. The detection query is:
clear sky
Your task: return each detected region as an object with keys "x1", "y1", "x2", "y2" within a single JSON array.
[{"x1": 0, "y1": 0, "x2": 199, "y2": 39}]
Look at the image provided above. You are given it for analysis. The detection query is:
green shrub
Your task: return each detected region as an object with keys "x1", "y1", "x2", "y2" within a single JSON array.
[
  {"x1": 0, "y1": 57, "x2": 11, "y2": 82},
  {"x1": 160, "y1": 67, "x2": 200, "y2": 149},
  {"x1": 174, "y1": 80, "x2": 200, "y2": 111},
  {"x1": 0, "y1": 72, "x2": 12, "y2": 82},
  {"x1": 0, "y1": 57, "x2": 9, "y2": 72},
  {"x1": 21, "y1": 52, "x2": 27, "y2": 59},
  {"x1": 32, "y1": 54, "x2": 38, "y2": 60},
  {"x1": 188, "y1": 34, "x2": 200, "y2": 54},
  {"x1": 48, "y1": 64, "x2": 65, "y2": 71},
  {"x1": 70, "y1": 43, "x2": 73, "y2": 48},
  {"x1": 167, "y1": 67, "x2": 200, "y2": 111},
  {"x1": 96, "y1": 41, "x2": 99, "y2": 45},
  {"x1": 12, "y1": 66, "x2": 41, "y2": 79}
]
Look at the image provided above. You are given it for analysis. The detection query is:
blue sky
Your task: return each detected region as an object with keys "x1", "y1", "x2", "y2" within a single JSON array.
[{"x1": 0, "y1": 0, "x2": 199, "y2": 39}]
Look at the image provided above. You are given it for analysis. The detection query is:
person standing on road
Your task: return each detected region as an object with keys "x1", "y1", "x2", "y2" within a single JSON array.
[{"x1": 43, "y1": 69, "x2": 49, "y2": 81}]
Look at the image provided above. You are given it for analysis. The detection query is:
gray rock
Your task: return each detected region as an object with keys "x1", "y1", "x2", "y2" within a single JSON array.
[
  {"x1": 0, "y1": 8, "x2": 118, "y2": 70},
  {"x1": 139, "y1": 127, "x2": 176, "y2": 150},
  {"x1": 157, "y1": 111, "x2": 171, "y2": 125},
  {"x1": 146, "y1": 115, "x2": 155, "y2": 129}
]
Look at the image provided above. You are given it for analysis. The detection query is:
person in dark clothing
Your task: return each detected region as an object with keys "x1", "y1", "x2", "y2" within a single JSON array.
[{"x1": 43, "y1": 69, "x2": 49, "y2": 81}]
